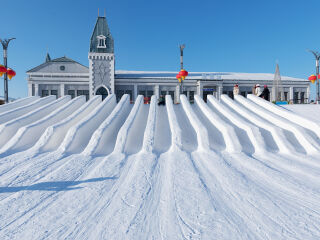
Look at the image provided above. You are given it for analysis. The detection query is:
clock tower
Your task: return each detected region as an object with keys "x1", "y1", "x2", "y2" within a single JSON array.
[{"x1": 88, "y1": 16, "x2": 115, "y2": 100}]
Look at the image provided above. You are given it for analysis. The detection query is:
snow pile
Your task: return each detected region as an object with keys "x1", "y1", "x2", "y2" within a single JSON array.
[{"x1": 0, "y1": 94, "x2": 320, "y2": 239}]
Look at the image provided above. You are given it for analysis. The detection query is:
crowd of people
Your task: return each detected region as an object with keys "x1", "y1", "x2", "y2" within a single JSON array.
[{"x1": 234, "y1": 83, "x2": 270, "y2": 101}]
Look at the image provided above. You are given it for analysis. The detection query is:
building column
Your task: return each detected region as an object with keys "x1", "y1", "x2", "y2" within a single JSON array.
[
  {"x1": 289, "y1": 86, "x2": 294, "y2": 104},
  {"x1": 133, "y1": 84, "x2": 138, "y2": 101},
  {"x1": 175, "y1": 84, "x2": 180, "y2": 104},
  {"x1": 307, "y1": 85, "x2": 310, "y2": 103},
  {"x1": 154, "y1": 85, "x2": 159, "y2": 99},
  {"x1": 28, "y1": 83, "x2": 32, "y2": 96},
  {"x1": 60, "y1": 83, "x2": 65, "y2": 97},
  {"x1": 35, "y1": 83, "x2": 39, "y2": 97},
  {"x1": 197, "y1": 80, "x2": 203, "y2": 98},
  {"x1": 218, "y1": 85, "x2": 223, "y2": 100}
]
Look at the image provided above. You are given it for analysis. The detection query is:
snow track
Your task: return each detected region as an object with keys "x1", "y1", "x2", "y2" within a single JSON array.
[{"x1": 0, "y1": 94, "x2": 320, "y2": 239}]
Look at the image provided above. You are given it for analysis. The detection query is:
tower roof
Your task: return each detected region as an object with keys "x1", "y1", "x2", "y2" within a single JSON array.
[
  {"x1": 89, "y1": 16, "x2": 114, "y2": 53},
  {"x1": 45, "y1": 52, "x2": 51, "y2": 62}
]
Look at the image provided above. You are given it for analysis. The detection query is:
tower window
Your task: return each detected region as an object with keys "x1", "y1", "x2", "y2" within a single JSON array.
[{"x1": 97, "y1": 35, "x2": 106, "y2": 48}]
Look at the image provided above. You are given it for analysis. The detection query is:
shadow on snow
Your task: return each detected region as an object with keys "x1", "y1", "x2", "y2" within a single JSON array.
[{"x1": 0, "y1": 177, "x2": 117, "y2": 193}]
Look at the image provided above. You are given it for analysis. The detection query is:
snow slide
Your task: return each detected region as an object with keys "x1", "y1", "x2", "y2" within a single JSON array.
[{"x1": 0, "y1": 94, "x2": 320, "y2": 239}]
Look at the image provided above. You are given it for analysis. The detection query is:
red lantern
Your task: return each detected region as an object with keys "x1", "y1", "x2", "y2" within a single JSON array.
[
  {"x1": 6, "y1": 68, "x2": 16, "y2": 80},
  {"x1": 0, "y1": 65, "x2": 6, "y2": 77},
  {"x1": 308, "y1": 74, "x2": 317, "y2": 84},
  {"x1": 176, "y1": 73, "x2": 182, "y2": 83},
  {"x1": 179, "y1": 69, "x2": 188, "y2": 80}
]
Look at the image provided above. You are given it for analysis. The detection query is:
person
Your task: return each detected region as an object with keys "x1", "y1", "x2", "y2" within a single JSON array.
[
  {"x1": 233, "y1": 84, "x2": 239, "y2": 96},
  {"x1": 255, "y1": 84, "x2": 262, "y2": 96},
  {"x1": 158, "y1": 95, "x2": 165, "y2": 106},
  {"x1": 252, "y1": 85, "x2": 256, "y2": 95},
  {"x1": 259, "y1": 85, "x2": 270, "y2": 101}
]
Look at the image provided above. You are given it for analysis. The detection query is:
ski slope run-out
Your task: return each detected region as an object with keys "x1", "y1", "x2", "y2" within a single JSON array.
[{"x1": 0, "y1": 93, "x2": 320, "y2": 239}]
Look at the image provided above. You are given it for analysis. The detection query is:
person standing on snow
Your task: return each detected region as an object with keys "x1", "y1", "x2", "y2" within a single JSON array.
[
  {"x1": 158, "y1": 95, "x2": 165, "y2": 106},
  {"x1": 233, "y1": 84, "x2": 240, "y2": 96},
  {"x1": 259, "y1": 85, "x2": 270, "y2": 101},
  {"x1": 255, "y1": 84, "x2": 262, "y2": 96}
]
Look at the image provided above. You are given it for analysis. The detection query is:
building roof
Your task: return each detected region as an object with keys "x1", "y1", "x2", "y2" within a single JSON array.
[
  {"x1": 27, "y1": 56, "x2": 88, "y2": 73},
  {"x1": 89, "y1": 16, "x2": 114, "y2": 53},
  {"x1": 115, "y1": 70, "x2": 308, "y2": 82}
]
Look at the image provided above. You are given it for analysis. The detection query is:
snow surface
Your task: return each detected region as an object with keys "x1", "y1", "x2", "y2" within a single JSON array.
[{"x1": 0, "y1": 94, "x2": 320, "y2": 239}]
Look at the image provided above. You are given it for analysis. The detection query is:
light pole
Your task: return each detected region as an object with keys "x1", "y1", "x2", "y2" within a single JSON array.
[
  {"x1": 308, "y1": 50, "x2": 320, "y2": 104},
  {"x1": 0, "y1": 38, "x2": 15, "y2": 103},
  {"x1": 179, "y1": 44, "x2": 185, "y2": 93}
]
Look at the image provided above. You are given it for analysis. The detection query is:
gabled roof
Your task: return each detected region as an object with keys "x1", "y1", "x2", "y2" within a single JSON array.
[
  {"x1": 27, "y1": 56, "x2": 88, "y2": 73},
  {"x1": 89, "y1": 16, "x2": 114, "y2": 53}
]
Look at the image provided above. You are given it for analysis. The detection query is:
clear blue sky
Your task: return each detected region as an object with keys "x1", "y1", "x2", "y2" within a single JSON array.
[{"x1": 0, "y1": 0, "x2": 319, "y2": 100}]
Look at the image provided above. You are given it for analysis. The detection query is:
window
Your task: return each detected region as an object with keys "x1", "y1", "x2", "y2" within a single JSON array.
[
  {"x1": 294, "y1": 92, "x2": 299, "y2": 104},
  {"x1": 125, "y1": 90, "x2": 133, "y2": 101},
  {"x1": 301, "y1": 92, "x2": 305, "y2": 104},
  {"x1": 77, "y1": 90, "x2": 89, "y2": 101},
  {"x1": 116, "y1": 90, "x2": 125, "y2": 102},
  {"x1": 189, "y1": 91, "x2": 195, "y2": 103},
  {"x1": 97, "y1": 35, "x2": 106, "y2": 48},
  {"x1": 42, "y1": 90, "x2": 49, "y2": 97},
  {"x1": 68, "y1": 90, "x2": 75, "y2": 99},
  {"x1": 51, "y1": 90, "x2": 58, "y2": 99}
]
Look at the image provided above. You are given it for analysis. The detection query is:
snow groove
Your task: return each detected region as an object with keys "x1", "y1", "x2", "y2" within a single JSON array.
[
  {"x1": 248, "y1": 94, "x2": 320, "y2": 139},
  {"x1": 0, "y1": 94, "x2": 320, "y2": 239},
  {"x1": 207, "y1": 95, "x2": 267, "y2": 154},
  {"x1": 235, "y1": 95, "x2": 320, "y2": 154},
  {"x1": 194, "y1": 95, "x2": 242, "y2": 153}
]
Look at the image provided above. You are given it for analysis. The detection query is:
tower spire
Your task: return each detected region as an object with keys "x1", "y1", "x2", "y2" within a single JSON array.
[{"x1": 98, "y1": 8, "x2": 99, "y2": 17}]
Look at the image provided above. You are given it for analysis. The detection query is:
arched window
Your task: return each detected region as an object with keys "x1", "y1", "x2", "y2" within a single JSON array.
[
  {"x1": 96, "y1": 87, "x2": 109, "y2": 100},
  {"x1": 97, "y1": 35, "x2": 106, "y2": 48}
]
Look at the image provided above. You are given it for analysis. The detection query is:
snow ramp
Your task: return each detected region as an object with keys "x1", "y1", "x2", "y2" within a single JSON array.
[
  {"x1": 0, "y1": 96, "x2": 86, "y2": 155},
  {"x1": 0, "y1": 96, "x2": 39, "y2": 114}
]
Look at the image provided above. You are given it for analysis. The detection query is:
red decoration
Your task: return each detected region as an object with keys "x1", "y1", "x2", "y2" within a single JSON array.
[
  {"x1": 0, "y1": 65, "x2": 6, "y2": 77},
  {"x1": 6, "y1": 68, "x2": 16, "y2": 80},
  {"x1": 308, "y1": 74, "x2": 317, "y2": 84},
  {"x1": 176, "y1": 73, "x2": 182, "y2": 83},
  {"x1": 179, "y1": 69, "x2": 188, "y2": 80}
]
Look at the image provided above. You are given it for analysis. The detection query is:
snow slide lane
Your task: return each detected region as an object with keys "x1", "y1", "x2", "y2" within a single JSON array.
[
  {"x1": 206, "y1": 95, "x2": 267, "y2": 154},
  {"x1": 0, "y1": 96, "x2": 39, "y2": 114},
  {"x1": 221, "y1": 94, "x2": 297, "y2": 154},
  {"x1": 0, "y1": 96, "x2": 70, "y2": 148},
  {"x1": 0, "y1": 96, "x2": 101, "y2": 185},
  {"x1": 181, "y1": 95, "x2": 320, "y2": 239},
  {"x1": 7, "y1": 95, "x2": 146, "y2": 239},
  {"x1": 235, "y1": 95, "x2": 320, "y2": 155},
  {"x1": 0, "y1": 95, "x2": 55, "y2": 125},
  {"x1": 248, "y1": 94, "x2": 320, "y2": 139},
  {"x1": 59, "y1": 94, "x2": 116, "y2": 154},
  {"x1": 0, "y1": 95, "x2": 86, "y2": 156}
]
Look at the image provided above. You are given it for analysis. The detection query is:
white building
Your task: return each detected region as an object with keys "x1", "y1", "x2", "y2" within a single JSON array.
[{"x1": 27, "y1": 16, "x2": 310, "y2": 104}]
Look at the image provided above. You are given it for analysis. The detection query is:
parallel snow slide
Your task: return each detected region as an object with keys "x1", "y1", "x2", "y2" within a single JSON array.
[
  {"x1": 1, "y1": 94, "x2": 320, "y2": 239},
  {"x1": 0, "y1": 96, "x2": 70, "y2": 148},
  {"x1": 0, "y1": 96, "x2": 86, "y2": 155},
  {"x1": 0, "y1": 96, "x2": 39, "y2": 114}
]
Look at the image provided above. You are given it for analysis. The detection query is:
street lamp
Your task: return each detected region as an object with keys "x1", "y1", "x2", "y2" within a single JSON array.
[
  {"x1": 0, "y1": 38, "x2": 15, "y2": 103},
  {"x1": 308, "y1": 49, "x2": 320, "y2": 104},
  {"x1": 178, "y1": 44, "x2": 186, "y2": 93}
]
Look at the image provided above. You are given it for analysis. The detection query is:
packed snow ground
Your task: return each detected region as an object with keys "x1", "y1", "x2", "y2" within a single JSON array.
[{"x1": 0, "y1": 94, "x2": 320, "y2": 239}]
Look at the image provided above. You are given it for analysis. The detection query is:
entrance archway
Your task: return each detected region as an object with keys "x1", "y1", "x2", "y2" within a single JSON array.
[{"x1": 96, "y1": 87, "x2": 109, "y2": 100}]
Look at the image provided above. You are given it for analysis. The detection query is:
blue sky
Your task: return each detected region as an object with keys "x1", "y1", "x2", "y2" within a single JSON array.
[{"x1": 0, "y1": 0, "x2": 319, "y2": 99}]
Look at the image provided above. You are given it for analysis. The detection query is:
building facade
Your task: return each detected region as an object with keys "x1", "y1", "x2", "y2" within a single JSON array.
[{"x1": 27, "y1": 16, "x2": 310, "y2": 104}]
